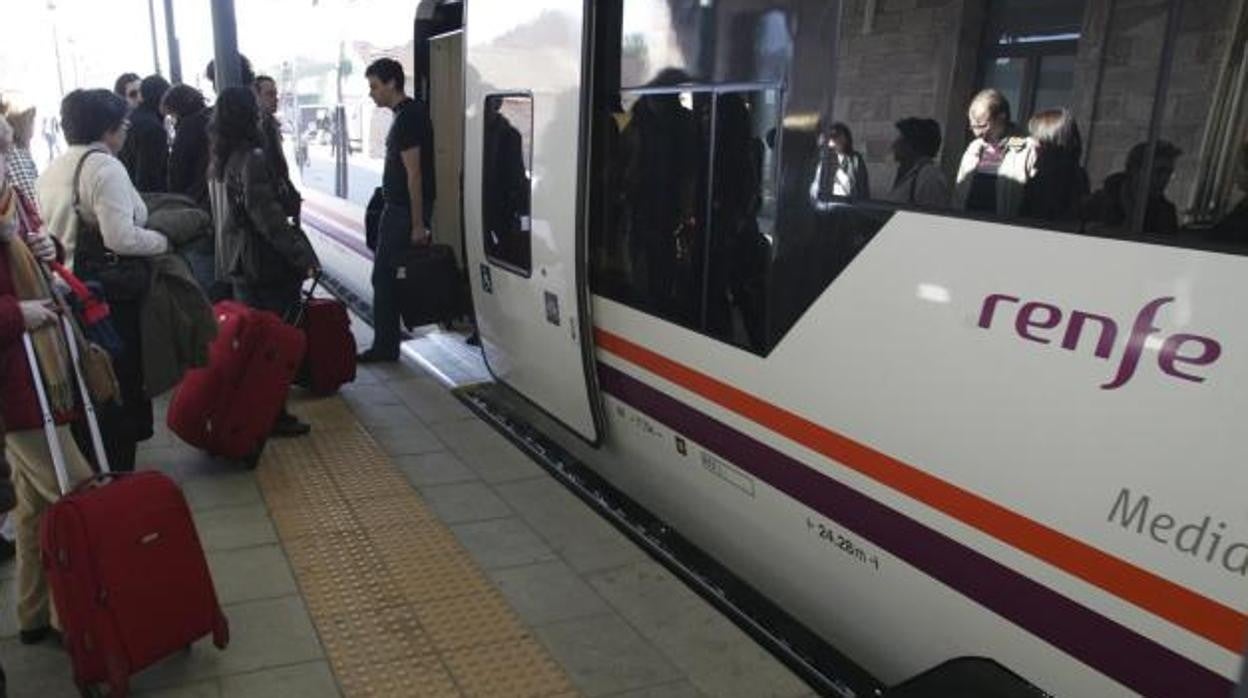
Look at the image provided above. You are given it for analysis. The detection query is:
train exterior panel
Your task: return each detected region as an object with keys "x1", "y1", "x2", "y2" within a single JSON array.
[{"x1": 584, "y1": 210, "x2": 1247, "y2": 696}]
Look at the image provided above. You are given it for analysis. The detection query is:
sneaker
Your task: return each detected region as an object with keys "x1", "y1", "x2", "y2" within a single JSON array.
[
  {"x1": 271, "y1": 413, "x2": 311, "y2": 438},
  {"x1": 357, "y1": 348, "x2": 399, "y2": 364}
]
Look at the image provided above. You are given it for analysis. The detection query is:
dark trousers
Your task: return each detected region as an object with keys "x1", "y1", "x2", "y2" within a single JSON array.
[
  {"x1": 233, "y1": 280, "x2": 301, "y2": 319},
  {"x1": 75, "y1": 298, "x2": 152, "y2": 472},
  {"x1": 370, "y1": 204, "x2": 412, "y2": 356}
]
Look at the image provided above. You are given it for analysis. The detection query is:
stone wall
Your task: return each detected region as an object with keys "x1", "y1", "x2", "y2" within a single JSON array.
[
  {"x1": 1073, "y1": 0, "x2": 1237, "y2": 211},
  {"x1": 830, "y1": 0, "x2": 968, "y2": 193}
]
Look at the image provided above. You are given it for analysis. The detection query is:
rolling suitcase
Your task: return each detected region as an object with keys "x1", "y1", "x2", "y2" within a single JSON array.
[
  {"x1": 167, "y1": 300, "x2": 306, "y2": 465},
  {"x1": 28, "y1": 314, "x2": 228, "y2": 698},
  {"x1": 292, "y1": 275, "x2": 356, "y2": 396},
  {"x1": 395, "y1": 243, "x2": 462, "y2": 329}
]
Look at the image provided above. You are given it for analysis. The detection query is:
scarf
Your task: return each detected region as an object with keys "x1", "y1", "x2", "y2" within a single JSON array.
[{"x1": 2, "y1": 189, "x2": 75, "y2": 416}]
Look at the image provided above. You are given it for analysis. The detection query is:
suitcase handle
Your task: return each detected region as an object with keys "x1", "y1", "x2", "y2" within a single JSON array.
[
  {"x1": 70, "y1": 472, "x2": 128, "y2": 496},
  {"x1": 22, "y1": 264, "x2": 113, "y2": 496},
  {"x1": 286, "y1": 271, "x2": 323, "y2": 327}
]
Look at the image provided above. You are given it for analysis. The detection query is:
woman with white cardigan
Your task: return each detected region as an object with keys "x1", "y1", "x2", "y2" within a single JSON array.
[{"x1": 37, "y1": 89, "x2": 170, "y2": 471}]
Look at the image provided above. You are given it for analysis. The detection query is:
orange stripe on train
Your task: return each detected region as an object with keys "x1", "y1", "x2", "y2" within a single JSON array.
[{"x1": 594, "y1": 327, "x2": 1247, "y2": 654}]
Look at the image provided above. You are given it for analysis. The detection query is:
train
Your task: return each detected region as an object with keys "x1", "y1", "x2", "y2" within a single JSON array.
[{"x1": 285, "y1": 0, "x2": 1248, "y2": 695}]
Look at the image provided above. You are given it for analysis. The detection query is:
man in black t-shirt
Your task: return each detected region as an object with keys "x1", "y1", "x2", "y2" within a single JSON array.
[{"x1": 359, "y1": 58, "x2": 436, "y2": 363}]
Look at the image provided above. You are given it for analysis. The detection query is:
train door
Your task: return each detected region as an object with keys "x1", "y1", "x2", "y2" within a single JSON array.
[{"x1": 463, "y1": 0, "x2": 603, "y2": 443}]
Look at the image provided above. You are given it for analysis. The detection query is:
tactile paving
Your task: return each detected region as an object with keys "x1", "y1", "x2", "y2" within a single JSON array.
[
  {"x1": 444, "y1": 638, "x2": 575, "y2": 698},
  {"x1": 257, "y1": 394, "x2": 578, "y2": 698}
]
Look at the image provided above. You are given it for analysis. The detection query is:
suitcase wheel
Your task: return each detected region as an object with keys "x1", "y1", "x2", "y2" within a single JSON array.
[
  {"x1": 242, "y1": 442, "x2": 266, "y2": 470},
  {"x1": 213, "y1": 613, "x2": 230, "y2": 650}
]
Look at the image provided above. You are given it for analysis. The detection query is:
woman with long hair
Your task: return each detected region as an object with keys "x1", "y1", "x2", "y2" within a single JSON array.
[
  {"x1": 208, "y1": 86, "x2": 317, "y2": 437},
  {"x1": 810, "y1": 119, "x2": 870, "y2": 209},
  {"x1": 1021, "y1": 108, "x2": 1089, "y2": 226}
]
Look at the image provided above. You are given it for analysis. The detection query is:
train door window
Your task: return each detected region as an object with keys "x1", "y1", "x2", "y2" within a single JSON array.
[
  {"x1": 481, "y1": 93, "x2": 533, "y2": 276},
  {"x1": 703, "y1": 89, "x2": 781, "y2": 352}
]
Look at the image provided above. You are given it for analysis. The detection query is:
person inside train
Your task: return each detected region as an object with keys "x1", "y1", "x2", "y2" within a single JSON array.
[
  {"x1": 113, "y1": 73, "x2": 141, "y2": 111},
  {"x1": 118, "y1": 74, "x2": 171, "y2": 194},
  {"x1": 482, "y1": 96, "x2": 530, "y2": 268},
  {"x1": 955, "y1": 88, "x2": 1035, "y2": 218},
  {"x1": 1020, "y1": 108, "x2": 1089, "y2": 228},
  {"x1": 705, "y1": 92, "x2": 767, "y2": 351},
  {"x1": 809, "y1": 119, "x2": 869, "y2": 210},
  {"x1": 357, "y1": 57, "x2": 436, "y2": 364},
  {"x1": 884, "y1": 117, "x2": 950, "y2": 208},
  {"x1": 1084, "y1": 140, "x2": 1181, "y2": 237},
  {"x1": 208, "y1": 86, "x2": 318, "y2": 437},
  {"x1": 1205, "y1": 142, "x2": 1248, "y2": 245},
  {"x1": 254, "y1": 75, "x2": 301, "y2": 222},
  {"x1": 620, "y1": 68, "x2": 701, "y2": 322},
  {"x1": 38, "y1": 89, "x2": 171, "y2": 472},
  {"x1": 163, "y1": 85, "x2": 212, "y2": 211},
  {"x1": 1, "y1": 112, "x2": 97, "y2": 648}
]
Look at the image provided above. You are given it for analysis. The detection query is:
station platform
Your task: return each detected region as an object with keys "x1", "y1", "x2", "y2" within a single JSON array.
[{"x1": 0, "y1": 315, "x2": 817, "y2": 698}]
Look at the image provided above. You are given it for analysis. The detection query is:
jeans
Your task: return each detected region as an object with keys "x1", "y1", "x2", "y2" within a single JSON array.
[{"x1": 370, "y1": 204, "x2": 412, "y2": 356}]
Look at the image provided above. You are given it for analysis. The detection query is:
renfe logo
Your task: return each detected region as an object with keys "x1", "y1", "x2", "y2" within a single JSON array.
[{"x1": 977, "y1": 294, "x2": 1222, "y2": 389}]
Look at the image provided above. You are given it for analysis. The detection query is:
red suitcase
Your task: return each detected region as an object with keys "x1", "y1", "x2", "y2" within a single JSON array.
[
  {"x1": 167, "y1": 300, "x2": 306, "y2": 465},
  {"x1": 293, "y1": 278, "x2": 356, "y2": 395},
  {"x1": 25, "y1": 315, "x2": 228, "y2": 698}
]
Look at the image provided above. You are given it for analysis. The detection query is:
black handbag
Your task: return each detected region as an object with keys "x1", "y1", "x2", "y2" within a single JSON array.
[
  {"x1": 71, "y1": 149, "x2": 151, "y2": 302},
  {"x1": 365, "y1": 187, "x2": 384, "y2": 252}
]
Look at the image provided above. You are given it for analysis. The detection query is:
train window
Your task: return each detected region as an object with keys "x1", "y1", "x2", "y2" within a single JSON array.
[
  {"x1": 481, "y1": 94, "x2": 534, "y2": 276},
  {"x1": 591, "y1": 0, "x2": 1244, "y2": 355}
]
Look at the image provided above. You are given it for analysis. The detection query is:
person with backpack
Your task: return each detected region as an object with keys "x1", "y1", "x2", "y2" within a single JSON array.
[{"x1": 208, "y1": 87, "x2": 318, "y2": 437}]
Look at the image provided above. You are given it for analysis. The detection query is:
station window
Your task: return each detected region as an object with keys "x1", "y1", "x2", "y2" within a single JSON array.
[
  {"x1": 977, "y1": 0, "x2": 1085, "y2": 124},
  {"x1": 481, "y1": 93, "x2": 533, "y2": 276}
]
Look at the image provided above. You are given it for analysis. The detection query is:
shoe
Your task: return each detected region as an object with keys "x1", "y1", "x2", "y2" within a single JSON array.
[
  {"x1": 357, "y1": 349, "x2": 399, "y2": 364},
  {"x1": 271, "y1": 413, "x2": 311, "y2": 438},
  {"x1": 18, "y1": 626, "x2": 58, "y2": 646}
]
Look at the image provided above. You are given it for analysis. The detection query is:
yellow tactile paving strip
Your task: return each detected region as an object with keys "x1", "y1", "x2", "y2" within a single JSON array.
[{"x1": 256, "y1": 394, "x2": 577, "y2": 698}]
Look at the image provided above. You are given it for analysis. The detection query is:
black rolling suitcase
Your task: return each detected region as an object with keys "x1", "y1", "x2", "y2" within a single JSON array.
[{"x1": 395, "y1": 243, "x2": 462, "y2": 329}]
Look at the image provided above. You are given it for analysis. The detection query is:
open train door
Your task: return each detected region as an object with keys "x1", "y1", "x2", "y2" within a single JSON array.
[{"x1": 462, "y1": 0, "x2": 603, "y2": 444}]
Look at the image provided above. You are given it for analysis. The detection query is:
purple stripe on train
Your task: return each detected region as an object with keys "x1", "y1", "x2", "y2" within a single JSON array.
[{"x1": 596, "y1": 362, "x2": 1232, "y2": 697}]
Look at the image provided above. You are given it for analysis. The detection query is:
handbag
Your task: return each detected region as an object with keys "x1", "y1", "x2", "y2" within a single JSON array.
[
  {"x1": 71, "y1": 150, "x2": 151, "y2": 301},
  {"x1": 365, "y1": 187, "x2": 384, "y2": 252},
  {"x1": 79, "y1": 338, "x2": 120, "y2": 405},
  {"x1": 40, "y1": 262, "x2": 121, "y2": 405}
]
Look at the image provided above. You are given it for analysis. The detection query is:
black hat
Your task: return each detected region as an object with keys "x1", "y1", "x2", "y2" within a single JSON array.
[{"x1": 895, "y1": 117, "x2": 942, "y2": 158}]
